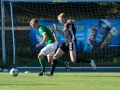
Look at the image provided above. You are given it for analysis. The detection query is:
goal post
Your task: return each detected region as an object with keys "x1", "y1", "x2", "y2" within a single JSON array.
[
  {"x1": 1, "y1": 0, "x2": 6, "y2": 64},
  {"x1": 1, "y1": 0, "x2": 120, "y2": 68}
]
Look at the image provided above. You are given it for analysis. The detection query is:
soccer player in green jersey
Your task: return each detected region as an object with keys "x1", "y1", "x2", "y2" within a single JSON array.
[{"x1": 30, "y1": 18, "x2": 69, "y2": 76}]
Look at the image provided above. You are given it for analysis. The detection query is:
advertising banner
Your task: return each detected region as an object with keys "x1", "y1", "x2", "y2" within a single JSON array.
[{"x1": 30, "y1": 19, "x2": 120, "y2": 51}]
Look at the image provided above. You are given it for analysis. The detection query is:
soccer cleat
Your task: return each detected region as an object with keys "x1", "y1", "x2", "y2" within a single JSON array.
[
  {"x1": 44, "y1": 72, "x2": 53, "y2": 76},
  {"x1": 64, "y1": 61, "x2": 70, "y2": 71},
  {"x1": 90, "y1": 60, "x2": 96, "y2": 69},
  {"x1": 38, "y1": 71, "x2": 44, "y2": 76}
]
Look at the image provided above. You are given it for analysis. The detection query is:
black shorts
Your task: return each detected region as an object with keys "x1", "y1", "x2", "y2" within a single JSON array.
[{"x1": 60, "y1": 42, "x2": 76, "y2": 53}]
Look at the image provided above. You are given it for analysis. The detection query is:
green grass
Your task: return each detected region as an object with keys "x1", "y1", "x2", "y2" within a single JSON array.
[{"x1": 0, "y1": 72, "x2": 120, "y2": 90}]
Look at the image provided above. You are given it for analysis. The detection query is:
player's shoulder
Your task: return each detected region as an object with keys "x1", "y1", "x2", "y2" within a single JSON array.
[
  {"x1": 67, "y1": 19, "x2": 75, "y2": 24},
  {"x1": 39, "y1": 25, "x2": 47, "y2": 30},
  {"x1": 39, "y1": 25, "x2": 45, "y2": 28},
  {"x1": 64, "y1": 19, "x2": 75, "y2": 27}
]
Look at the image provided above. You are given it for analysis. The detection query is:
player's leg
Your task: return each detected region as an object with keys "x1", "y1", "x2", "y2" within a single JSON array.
[
  {"x1": 44, "y1": 43, "x2": 69, "y2": 76},
  {"x1": 64, "y1": 61, "x2": 70, "y2": 71},
  {"x1": 69, "y1": 41, "x2": 77, "y2": 62},
  {"x1": 50, "y1": 48, "x2": 65, "y2": 75},
  {"x1": 69, "y1": 51, "x2": 96, "y2": 69},
  {"x1": 38, "y1": 43, "x2": 57, "y2": 76},
  {"x1": 44, "y1": 48, "x2": 65, "y2": 76},
  {"x1": 69, "y1": 42, "x2": 96, "y2": 69},
  {"x1": 54, "y1": 48, "x2": 69, "y2": 71},
  {"x1": 69, "y1": 51, "x2": 76, "y2": 62},
  {"x1": 38, "y1": 52, "x2": 46, "y2": 76},
  {"x1": 47, "y1": 55, "x2": 53, "y2": 63},
  {"x1": 47, "y1": 51, "x2": 68, "y2": 68},
  {"x1": 50, "y1": 42, "x2": 71, "y2": 74},
  {"x1": 45, "y1": 47, "x2": 69, "y2": 76},
  {"x1": 76, "y1": 57, "x2": 96, "y2": 69}
]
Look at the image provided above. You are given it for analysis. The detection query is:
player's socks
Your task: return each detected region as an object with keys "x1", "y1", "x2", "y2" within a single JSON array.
[
  {"x1": 50, "y1": 59, "x2": 58, "y2": 75},
  {"x1": 58, "y1": 60, "x2": 69, "y2": 71},
  {"x1": 76, "y1": 58, "x2": 91, "y2": 63},
  {"x1": 39, "y1": 58, "x2": 45, "y2": 72}
]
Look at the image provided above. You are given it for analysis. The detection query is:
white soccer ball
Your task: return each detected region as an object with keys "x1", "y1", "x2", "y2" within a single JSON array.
[{"x1": 10, "y1": 68, "x2": 19, "y2": 77}]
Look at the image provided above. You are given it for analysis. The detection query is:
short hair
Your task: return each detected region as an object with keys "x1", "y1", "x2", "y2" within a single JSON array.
[
  {"x1": 57, "y1": 13, "x2": 67, "y2": 20},
  {"x1": 30, "y1": 18, "x2": 38, "y2": 25}
]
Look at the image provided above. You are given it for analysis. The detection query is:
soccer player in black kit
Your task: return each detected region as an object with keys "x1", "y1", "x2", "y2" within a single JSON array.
[{"x1": 45, "y1": 13, "x2": 96, "y2": 76}]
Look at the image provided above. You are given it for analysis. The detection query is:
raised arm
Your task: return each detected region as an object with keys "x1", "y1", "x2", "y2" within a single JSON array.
[
  {"x1": 52, "y1": 29, "x2": 59, "y2": 44},
  {"x1": 53, "y1": 24, "x2": 64, "y2": 36}
]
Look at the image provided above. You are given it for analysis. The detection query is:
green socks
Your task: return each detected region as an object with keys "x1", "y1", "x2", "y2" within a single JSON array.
[
  {"x1": 39, "y1": 59, "x2": 45, "y2": 72},
  {"x1": 39, "y1": 58, "x2": 64, "y2": 72}
]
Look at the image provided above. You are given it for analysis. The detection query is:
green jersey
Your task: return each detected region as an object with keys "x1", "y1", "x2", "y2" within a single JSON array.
[{"x1": 39, "y1": 25, "x2": 55, "y2": 45}]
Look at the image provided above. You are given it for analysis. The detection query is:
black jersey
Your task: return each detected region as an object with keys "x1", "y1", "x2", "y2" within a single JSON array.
[{"x1": 63, "y1": 22, "x2": 76, "y2": 43}]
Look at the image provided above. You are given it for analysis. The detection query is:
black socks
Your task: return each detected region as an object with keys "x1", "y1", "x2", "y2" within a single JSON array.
[{"x1": 50, "y1": 59, "x2": 58, "y2": 75}]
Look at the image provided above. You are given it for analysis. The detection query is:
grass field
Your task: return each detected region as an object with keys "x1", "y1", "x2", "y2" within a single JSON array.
[{"x1": 0, "y1": 72, "x2": 120, "y2": 90}]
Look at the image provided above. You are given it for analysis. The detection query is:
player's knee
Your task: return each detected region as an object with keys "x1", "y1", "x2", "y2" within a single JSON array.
[
  {"x1": 38, "y1": 55, "x2": 41, "y2": 59},
  {"x1": 71, "y1": 61, "x2": 76, "y2": 63},
  {"x1": 38, "y1": 54, "x2": 44, "y2": 60},
  {"x1": 71, "y1": 59, "x2": 76, "y2": 63},
  {"x1": 48, "y1": 60, "x2": 52, "y2": 63},
  {"x1": 53, "y1": 55, "x2": 59, "y2": 59}
]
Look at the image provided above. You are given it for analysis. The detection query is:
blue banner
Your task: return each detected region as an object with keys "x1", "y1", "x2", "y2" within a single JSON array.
[{"x1": 30, "y1": 19, "x2": 120, "y2": 51}]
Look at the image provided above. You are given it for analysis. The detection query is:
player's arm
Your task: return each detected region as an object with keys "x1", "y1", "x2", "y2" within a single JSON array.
[
  {"x1": 52, "y1": 29, "x2": 59, "y2": 44},
  {"x1": 36, "y1": 32, "x2": 48, "y2": 47},
  {"x1": 63, "y1": 19, "x2": 75, "y2": 31},
  {"x1": 53, "y1": 24, "x2": 64, "y2": 36}
]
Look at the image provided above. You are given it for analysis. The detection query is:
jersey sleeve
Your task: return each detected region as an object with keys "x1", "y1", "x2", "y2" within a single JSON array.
[
  {"x1": 64, "y1": 23, "x2": 69, "y2": 27},
  {"x1": 40, "y1": 26, "x2": 46, "y2": 36},
  {"x1": 64, "y1": 23, "x2": 69, "y2": 30},
  {"x1": 64, "y1": 22, "x2": 75, "y2": 30}
]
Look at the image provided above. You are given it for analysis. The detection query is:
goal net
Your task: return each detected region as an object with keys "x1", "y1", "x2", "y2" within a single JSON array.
[{"x1": 1, "y1": 0, "x2": 120, "y2": 67}]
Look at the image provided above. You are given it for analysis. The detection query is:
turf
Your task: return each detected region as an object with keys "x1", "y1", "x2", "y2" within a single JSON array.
[{"x1": 0, "y1": 72, "x2": 120, "y2": 90}]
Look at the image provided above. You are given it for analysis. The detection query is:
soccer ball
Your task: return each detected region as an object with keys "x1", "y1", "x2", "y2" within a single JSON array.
[{"x1": 10, "y1": 68, "x2": 19, "y2": 77}]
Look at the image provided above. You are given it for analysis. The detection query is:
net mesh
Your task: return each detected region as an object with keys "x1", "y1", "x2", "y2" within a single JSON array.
[{"x1": 2, "y1": 2, "x2": 120, "y2": 67}]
